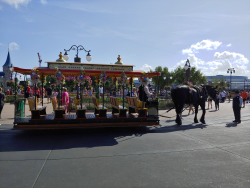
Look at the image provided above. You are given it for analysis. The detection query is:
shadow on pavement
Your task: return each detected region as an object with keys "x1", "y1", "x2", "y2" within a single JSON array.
[
  {"x1": 0, "y1": 128, "x2": 147, "y2": 152},
  {"x1": 225, "y1": 123, "x2": 238, "y2": 127},
  {"x1": 0, "y1": 122, "x2": 209, "y2": 152}
]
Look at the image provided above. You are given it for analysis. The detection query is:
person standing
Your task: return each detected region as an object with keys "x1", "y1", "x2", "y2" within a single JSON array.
[
  {"x1": 221, "y1": 90, "x2": 226, "y2": 102},
  {"x1": 240, "y1": 90, "x2": 247, "y2": 107},
  {"x1": 247, "y1": 90, "x2": 250, "y2": 103},
  {"x1": 227, "y1": 91, "x2": 231, "y2": 102},
  {"x1": 188, "y1": 105, "x2": 194, "y2": 115},
  {"x1": 0, "y1": 87, "x2": 5, "y2": 119},
  {"x1": 99, "y1": 86, "x2": 103, "y2": 98},
  {"x1": 47, "y1": 86, "x2": 52, "y2": 103},
  {"x1": 207, "y1": 96, "x2": 212, "y2": 109},
  {"x1": 215, "y1": 92, "x2": 220, "y2": 110},
  {"x1": 132, "y1": 87, "x2": 137, "y2": 97},
  {"x1": 62, "y1": 88, "x2": 70, "y2": 113},
  {"x1": 232, "y1": 90, "x2": 243, "y2": 124}
]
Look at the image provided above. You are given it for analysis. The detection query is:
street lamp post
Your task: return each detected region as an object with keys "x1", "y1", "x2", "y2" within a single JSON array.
[
  {"x1": 184, "y1": 59, "x2": 191, "y2": 81},
  {"x1": 227, "y1": 68, "x2": 235, "y2": 91},
  {"x1": 64, "y1": 45, "x2": 92, "y2": 62},
  {"x1": 244, "y1": 78, "x2": 247, "y2": 90}
]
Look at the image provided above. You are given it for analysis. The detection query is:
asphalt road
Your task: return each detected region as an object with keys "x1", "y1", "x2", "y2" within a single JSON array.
[{"x1": 0, "y1": 102, "x2": 250, "y2": 188}]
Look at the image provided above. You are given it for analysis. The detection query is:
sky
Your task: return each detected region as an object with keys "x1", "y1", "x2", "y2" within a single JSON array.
[{"x1": 0, "y1": 0, "x2": 250, "y2": 78}]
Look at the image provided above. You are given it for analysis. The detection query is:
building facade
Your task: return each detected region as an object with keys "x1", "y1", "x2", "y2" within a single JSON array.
[{"x1": 206, "y1": 75, "x2": 250, "y2": 90}]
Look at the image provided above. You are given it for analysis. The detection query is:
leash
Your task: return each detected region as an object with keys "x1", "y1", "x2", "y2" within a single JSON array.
[{"x1": 158, "y1": 105, "x2": 190, "y2": 118}]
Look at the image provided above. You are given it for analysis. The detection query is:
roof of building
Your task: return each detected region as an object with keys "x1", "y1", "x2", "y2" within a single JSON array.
[
  {"x1": 3, "y1": 50, "x2": 13, "y2": 67},
  {"x1": 0, "y1": 72, "x2": 5, "y2": 76}
]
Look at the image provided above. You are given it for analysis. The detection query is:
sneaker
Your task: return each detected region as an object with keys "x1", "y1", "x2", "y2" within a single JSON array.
[
  {"x1": 192, "y1": 111, "x2": 194, "y2": 114},
  {"x1": 188, "y1": 113, "x2": 190, "y2": 115}
]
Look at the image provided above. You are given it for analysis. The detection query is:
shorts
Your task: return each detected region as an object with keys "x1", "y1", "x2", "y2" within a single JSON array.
[
  {"x1": 243, "y1": 99, "x2": 246, "y2": 102},
  {"x1": 228, "y1": 96, "x2": 231, "y2": 98},
  {"x1": 47, "y1": 95, "x2": 52, "y2": 98},
  {"x1": 25, "y1": 93, "x2": 30, "y2": 98},
  {"x1": 208, "y1": 98, "x2": 212, "y2": 101}
]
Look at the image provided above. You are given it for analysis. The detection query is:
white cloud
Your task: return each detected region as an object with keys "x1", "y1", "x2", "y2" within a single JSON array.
[
  {"x1": 40, "y1": 0, "x2": 47, "y2": 4},
  {"x1": 0, "y1": 5, "x2": 2, "y2": 10},
  {"x1": 175, "y1": 51, "x2": 250, "y2": 77},
  {"x1": 214, "y1": 51, "x2": 248, "y2": 63},
  {"x1": 0, "y1": 0, "x2": 31, "y2": 9},
  {"x1": 9, "y1": 42, "x2": 19, "y2": 50},
  {"x1": 182, "y1": 39, "x2": 222, "y2": 54},
  {"x1": 0, "y1": 43, "x2": 3, "y2": 45},
  {"x1": 226, "y1": 43, "x2": 232, "y2": 47},
  {"x1": 25, "y1": 18, "x2": 33, "y2": 22},
  {"x1": 141, "y1": 64, "x2": 153, "y2": 72}
]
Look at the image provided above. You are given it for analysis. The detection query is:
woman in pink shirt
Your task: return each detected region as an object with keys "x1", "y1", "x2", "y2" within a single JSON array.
[{"x1": 62, "y1": 88, "x2": 69, "y2": 113}]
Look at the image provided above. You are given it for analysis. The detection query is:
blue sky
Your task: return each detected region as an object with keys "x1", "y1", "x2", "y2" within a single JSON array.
[{"x1": 0, "y1": 0, "x2": 250, "y2": 78}]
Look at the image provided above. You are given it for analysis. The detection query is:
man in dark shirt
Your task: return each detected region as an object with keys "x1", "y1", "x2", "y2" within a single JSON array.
[
  {"x1": 0, "y1": 87, "x2": 5, "y2": 119},
  {"x1": 47, "y1": 86, "x2": 53, "y2": 103},
  {"x1": 232, "y1": 90, "x2": 243, "y2": 124}
]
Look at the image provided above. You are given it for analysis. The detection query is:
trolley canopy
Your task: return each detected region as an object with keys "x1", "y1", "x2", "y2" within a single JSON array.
[{"x1": 13, "y1": 61, "x2": 161, "y2": 77}]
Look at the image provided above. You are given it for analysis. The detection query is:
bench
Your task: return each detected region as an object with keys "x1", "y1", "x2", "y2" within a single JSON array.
[
  {"x1": 51, "y1": 97, "x2": 58, "y2": 111},
  {"x1": 92, "y1": 97, "x2": 107, "y2": 118},
  {"x1": 27, "y1": 97, "x2": 47, "y2": 120},
  {"x1": 110, "y1": 97, "x2": 127, "y2": 118},
  {"x1": 74, "y1": 98, "x2": 81, "y2": 110},
  {"x1": 126, "y1": 97, "x2": 147, "y2": 118}
]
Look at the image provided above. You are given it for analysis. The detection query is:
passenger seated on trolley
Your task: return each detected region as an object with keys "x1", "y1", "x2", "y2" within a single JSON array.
[{"x1": 139, "y1": 82, "x2": 153, "y2": 105}]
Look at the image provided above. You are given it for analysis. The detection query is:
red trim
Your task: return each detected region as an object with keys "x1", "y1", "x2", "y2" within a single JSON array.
[{"x1": 13, "y1": 67, "x2": 161, "y2": 77}]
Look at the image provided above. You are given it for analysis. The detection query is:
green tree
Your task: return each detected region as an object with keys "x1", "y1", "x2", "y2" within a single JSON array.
[
  {"x1": 149, "y1": 66, "x2": 173, "y2": 90},
  {"x1": 210, "y1": 77, "x2": 227, "y2": 90},
  {"x1": 45, "y1": 75, "x2": 56, "y2": 89},
  {"x1": 172, "y1": 66, "x2": 207, "y2": 85}
]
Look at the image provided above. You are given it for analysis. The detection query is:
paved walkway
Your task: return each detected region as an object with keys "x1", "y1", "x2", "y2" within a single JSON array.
[{"x1": 0, "y1": 100, "x2": 249, "y2": 187}]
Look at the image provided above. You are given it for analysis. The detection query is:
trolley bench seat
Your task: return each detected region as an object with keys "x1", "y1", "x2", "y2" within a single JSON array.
[
  {"x1": 110, "y1": 97, "x2": 127, "y2": 118},
  {"x1": 27, "y1": 96, "x2": 47, "y2": 119},
  {"x1": 92, "y1": 97, "x2": 107, "y2": 118}
]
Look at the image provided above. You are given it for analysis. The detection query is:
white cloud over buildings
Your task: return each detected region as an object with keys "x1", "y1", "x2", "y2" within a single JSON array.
[
  {"x1": 141, "y1": 64, "x2": 153, "y2": 72},
  {"x1": 182, "y1": 39, "x2": 222, "y2": 54},
  {"x1": 177, "y1": 39, "x2": 250, "y2": 77},
  {"x1": 0, "y1": 0, "x2": 31, "y2": 9}
]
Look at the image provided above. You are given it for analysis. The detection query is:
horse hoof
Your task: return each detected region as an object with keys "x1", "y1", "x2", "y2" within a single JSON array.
[
  {"x1": 200, "y1": 120, "x2": 206, "y2": 124},
  {"x1": 177, "y1": 122, "x2": 182, "y2": 125},
  {"x1": 194, "y1": 119, "x2": 198, "y2": 123}
]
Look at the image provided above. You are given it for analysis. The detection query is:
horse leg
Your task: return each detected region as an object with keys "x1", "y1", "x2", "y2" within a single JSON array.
[
  {"x1": 200, "y1": 101, "x2": 206, "y2": 124},
  {"x1": 175, "y1": 103, "x2": 182, "y2": 125},
  {"x1": 194, "y1": 104, "x2": 199, "y2": 123}
]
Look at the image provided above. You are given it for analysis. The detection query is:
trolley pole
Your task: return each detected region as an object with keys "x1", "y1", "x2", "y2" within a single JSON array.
[
  {"x1": 123, "y1": 85, "x2": 125, "y2": 109},
  {"x1": 41, "y1": 74, "x2": 44, "y2": 106},
  {"x1": 130, "y1": 77, "x2": 132, "y2": 97},
  {"x1": 103, "y1": 82, "x2": 105, "y2": 109},
  {"x1": 35, "y1": 84, "x2": 37, "y2": 110},
  {"x1": 80, "y1": 83, "x2": 82, "y2": 109}
]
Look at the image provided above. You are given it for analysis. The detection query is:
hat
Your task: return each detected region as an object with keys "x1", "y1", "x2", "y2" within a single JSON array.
[{"x1": 235, "y1": 90, "x2": 239, "y2": 94}]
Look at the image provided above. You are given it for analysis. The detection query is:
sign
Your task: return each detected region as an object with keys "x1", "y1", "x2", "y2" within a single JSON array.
[{"x1": 48, "y1": 63, "x2": 133, "y2": 72}]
